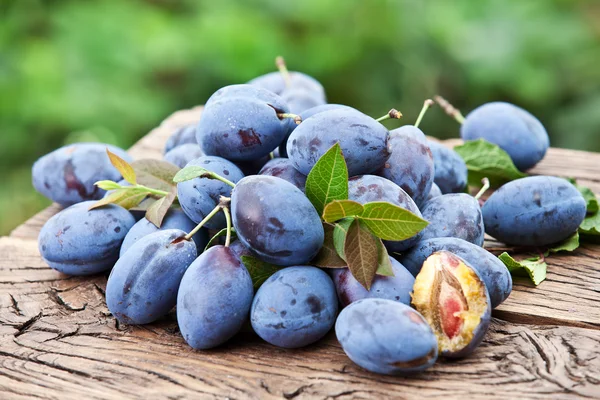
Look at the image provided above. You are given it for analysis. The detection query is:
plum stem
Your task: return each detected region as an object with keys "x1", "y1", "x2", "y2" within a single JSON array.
[
  {"x1": 414, "y1": 99, "x2": 435, "y2": 128},
  {"x1": 184, "y1": 205, "x2": 222, "y2": 241},
  {"x1": 136, "y1": 184, "x2": 169, "y2": 197},
  {"x1": 223, "y1": 206, "x2": 232, "y2": 247},
  {"x1": 434, "y1": 95, "x2": 465, "y2": 125},
  {"x1": 207, "y1": 172, "x2": 236, "y2": 188},
  {"x1": 474, "y1": 178, "x2": 490, "y2": 201},
  {"x1": 276, "y1": 56, "x2": 292, "y2": 87},
  {"x1": 277, "y1": 113, "x2": 302, "y2": 125},
  {"x1": 375, "y1": 109, "x2": 403, "y2": 122}
]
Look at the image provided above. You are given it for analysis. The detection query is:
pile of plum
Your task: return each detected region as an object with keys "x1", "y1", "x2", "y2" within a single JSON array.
[{"x1": 31, "y1": 59, "x2": 587, "y2": 376}]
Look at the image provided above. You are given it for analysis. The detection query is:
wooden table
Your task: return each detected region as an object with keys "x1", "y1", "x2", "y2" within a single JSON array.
[{"x1": 2, "y1": 107, "x2": 600, "y2": 399}]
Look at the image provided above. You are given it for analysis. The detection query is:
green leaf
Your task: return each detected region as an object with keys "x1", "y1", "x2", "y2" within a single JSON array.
[
  {"x1": 322, "y1": 200, "x2": 364, "y2": 223},
  {"x1": 95, "y1": 180, "x2": 123, "y2": 191},
  {"x1": 305, "y1": 143, "x2": 349, "y2": 215},
  {"x1": 333, "y1": 218, "x2": 354, "y2": 261},
  {"x1": 358, "y1": 202, "x2": 428, "y2": 241},
  {"x1": 173, "y1": 165, "x2": 213, "y2": 183},
  {"x1": 204, "y1": 228, "x2": 237, "y2": 252},
  {"x1": 88, "y1": 188, "x2": 147, "y2": 210},
  {"x1": 567, "y1": 178, "x2": 599, "y2": 214},
  {"x1": 580, "y1": 212, "x2": 600, "y2": 236},
  {"x1": 145, "y1": 186, "x2": 177, "y2": 228},
  {"x1": 375, "y1": 238, "x2": 394, "y2": 276},
  {"x1": 240, "y1": 255, "x2": 281, "y2": 290},
  {"x1": 106, "y1": 149, "x2": 137, "y2": 185},
  {"x1": 546, "y1": 232, "x2": 579, "y2": 254},
  {"x1": 131, "y1": 159, "x2": 180, "y2": 192},
  {"x1": 344, "y1": 219, "x2": 379, "y2": 290},
  {"x1": 498, "y1": 252, "x2": 547, "y2": 286},
  {"x1": 311, "y1": 223, "x2": 347, "y2": 268},
  {"x1": 454, "y1": 139, "x2": 527, "y2": 187}
]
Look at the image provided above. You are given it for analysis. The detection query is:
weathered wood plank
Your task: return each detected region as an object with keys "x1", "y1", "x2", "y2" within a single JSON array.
[{"x1": 1, "y1": 237, "x2": 599, "y2": 399}]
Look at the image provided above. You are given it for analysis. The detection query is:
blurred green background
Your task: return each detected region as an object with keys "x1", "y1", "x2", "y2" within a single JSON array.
[{"x1": 2, "y1": 0, "x2": 600, "y2": 234}]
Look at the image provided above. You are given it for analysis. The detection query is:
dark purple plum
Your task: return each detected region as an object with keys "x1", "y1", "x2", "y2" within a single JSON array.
[
  {"x1": 420, "y1": 193, "x2": 484, "y2": 246},
  {"x1": 412, "y1": 251, "x2": 491, "y2": 358},
  {"x1": 248, "y1": 71, "x2": 326, "y2": 101},
  {"x1": 378, "y1": 126, "x2": 434, "y2": 206},
  {"x1": 336, "y1": 298, "x2": 438, "y2": 375},
  {"x1": 259, "y1": 158, "x2": 307, "y2": 192},
  {"x1": 177, "y1": 156, "x2": 244, "y2": 230},
  {"x1": 331, "y1": 257, "x2": 415, "y2": 307},
  {"x1": 287, "y1": 108, "x2": 390, "y2": 176},
  {"x1": 251, "y1": 266, "x2": 338, "y2": 348},
  {"x1": 164, "y1": 125, "x2": 198, "y2": 154},
  {"x1": 482, "y1": 176, "x2": 586, "y2": 246},
  {"x1": 32, "y1": 143, "x2": 132, "y2": 206},
  {"x1": 427, "y1": 141, "x2": 468, "y2": 194},
  {"x1": 423, "y1": 183, "x2": 442, "y2": 205},
  {"x1": 348, "y1": 175, "x2": 423, "y2": 252},
  {"x1": 233, "y1": 154, "x2": 271, "y2": 176},
  {"x1": 461, "y1": 102, "x2": 549, "y2": 171},
  {"x1": 177, "y1": 245, "x2": 254, "y2": 349},
  {"x1": 38, "y1": 201, "x2": 135, "y2": 275},
  {"x1": 163, "y1": 144, "x2": 204, "y2": 168},
  {"x1": 231, "y1": 176, "x2": 323, "y2": 266},
  {"x1": 197, "y1": 84, "x2": 293, "y2": 161},
  {"x1": 106, "y1": 229, "x2": 197, "y2": 325},
  {"x1": 120, "y1": 208, "x2": 209, "y2": 256},
  {"x1": 398, "y1": 237, "x2": 512, "y2": 308},
  {"x1": 281, "y1": 87, "x2": 326, "y2": 114}
]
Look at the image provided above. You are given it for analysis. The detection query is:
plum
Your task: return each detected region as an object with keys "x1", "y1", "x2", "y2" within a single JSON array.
[
  {"x1": 420, "y1": 193, "x2": 484, "y2": 246},
  {"x1": 177, "y1": 156, "x2": 244, "y2": 230},
  {"x1": 482, "y1": 176, "x2": 586, "y2": 246},
  {"x1": 231, "y1": 176, "x2": 324, "y2": 266},
  {"x1": 32, "y1": 143, "x2": 132, "y2": 206},
  {"x1": 164, "y1": 125, "x2": 198, "y2": 154},
  {"x1": 335, "y1": 298, "x2": 438, "y2": 375},
  {"x1": 248, "y1": 71, "x2": 326, "y2": 102},
  {"x1": 251, "y1": 266, "x2": 338, "y2": 348},
  {"x1": 378, "y1": 126, "x2": 434, "y2": 206},
  {"x1": 119, "y1": 208, "x2": 208, "y2": 256},
  {"x1": 259, "y1": 158, "x2": 307, "y2": 192},
  {"x1": 287, "y1": 108, "x2": 390, "y2": 176},
  {"x1": 38, "y1": 201, "x2": 135, "y2": 275},
  {"x1": 423, "y1": 183, "x2": 442, "y2": 206},
  {"x1": 163, "y1": 144, "x2": 204, "y2": 168},
  {"x1": 412, "y1": 251, "x2": 491, "y2": 358},
  {"x1": 427, "y1": 141, "x2": 468, "y2": 194},
  {"x1": 177, "y1": 245, "x2": 254, "y2": 349},
  {"x1": 348, "y1": 175, "x2": 423, "y2": 252},
  {"x1": 331, "y1": 256, "x2": 415, "y2": 307},
  {"x1": 461, "y1": 102, "x2": 549, "y2": 171},
  {"x1": 398, "y1": 237, "x2": 512, "y2": 308},
  {"x1": 106, "y1": 229, "x2": 197, "y2": 324}
]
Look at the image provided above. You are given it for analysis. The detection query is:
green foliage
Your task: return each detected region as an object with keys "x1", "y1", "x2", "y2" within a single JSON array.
[{"x1": 3, "y1": 0, "x2": 600, "y2": 233}]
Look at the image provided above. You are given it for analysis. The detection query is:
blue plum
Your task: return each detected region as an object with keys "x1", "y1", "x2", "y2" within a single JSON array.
[
  {"x1": 259, "y1": 158, "x2": 307, "y2": 192},
  {"x1": 335, "y1": 298, "x2": 438, "y2": 375},
  {"x1": 233, "y1": 154, "x2": 271, "y2": 176},
  {"x1": 229, "y1": 240, "x2": 253, "y2": 259},
  {"x1": 287, "y1": 108, "x2": 390, "y2": 176},
  {"x1": 164, "y1": 125, "x2": 198, "y2": 154},
  {"x1": 378, "y1": 126, "x2": 434, "y2": 206},
  {"x1": 331, "y1": 257, "x2": 415, "y2": 307},
  {"x1": 423, "y1": 183, "x2": 442, "y2": 205},
  {"x1": 177, "y1": 156, "x2": 244, "y2": 230},
  {"x1": 420, "y1": 193, "x2": 484, "y2": 246},
  {"x1": 348, "y1": 175, "x2": 423, "y2": 252},
  {"x1": 482, "y1": 176, "x2": 586, "y2": 246},
  {"x1": 461, "y1": 102, "x2": 549, "y2": 171},
  {"x1": 163, "y1": 144, "x2": 204, "y2": 168},
  {"x1": 281, "y1": 87, "x2": 326, "y2": 114},
  {"x1": 38, "y1": 201, "x2": 135, "y2": 275},
  {"x1": 106, "y1": 229, "x2": 197, "y2": 325},
  {"x1": 398, "y1": 237, "x2": 512, "y2": 308},
  {"x1": 177, "y1": 245, "x2": 254, "y2": 349},
  {"x1": 119, "y1": 208, "x2": 208, "y2": 256},
  {"x1": 248, "y1": 71, "x2": 326, "y2": 102},
  {"x1": 427, "y1": 141, "x2": 468, "y2": 194},
  {"x1": 32, "y1": 143, "x2": 132, "y2": 206},
  {"x1": 412, "y1": 251, "x2": 491, "y2": 358},
  {"x1": 231, "y1": 176, "x2": 324, "y2": 266},
  {"x1": 251, "y1": 266, "x2": 338, "y2": 348},
  {"x1": 197, "y1": 84, "x2": 293, "y2": 161}
]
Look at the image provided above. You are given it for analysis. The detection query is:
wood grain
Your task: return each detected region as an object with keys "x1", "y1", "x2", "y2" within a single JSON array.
[{"x1": 2, "y1": 107, "x2": 600, "y2": 399}]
